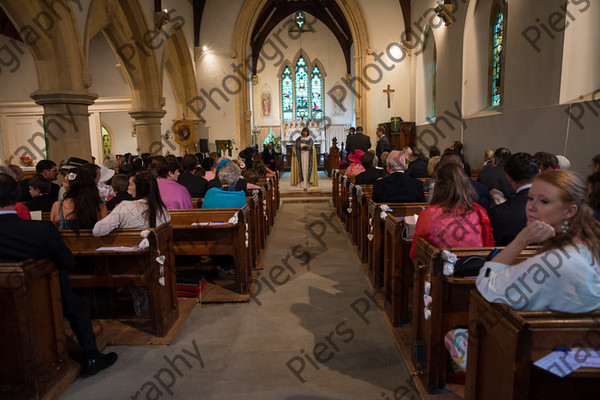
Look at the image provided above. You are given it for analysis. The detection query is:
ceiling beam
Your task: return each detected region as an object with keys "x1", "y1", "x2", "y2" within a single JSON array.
[
  {"x1": 193, "y1": 0, "x2": 207, "y2": 47},
  {"x1": 398, "y1": 0, "x2": 412, "y2": 41}
]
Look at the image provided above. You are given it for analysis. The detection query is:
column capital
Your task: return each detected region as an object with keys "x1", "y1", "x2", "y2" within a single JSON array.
[
  {"x1": 30, "y1": 90, "x2": 98, "y2": 106},
  {"x1": 129, "y1": 109, "x2": 167, "y2": 123}
]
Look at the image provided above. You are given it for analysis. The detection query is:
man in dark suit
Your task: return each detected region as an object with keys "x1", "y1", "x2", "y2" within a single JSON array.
[
  {"x1": 262, "y1": 142, "x2": 277, "y2": 170},
  {"x1": 406, "y1": 146, "x2": 429, "y2": 179},
  {"x1": 346, "y1": 126, "x2": 371, "y2": 156},
  {"x1": 375, "y1": 126, "x2": 391, "y2": 162},
  {"x1": 478, "y1": 147, "x2": 515, "y2": 197},
  {"x1": 373, "y1": 150, "x2": 424, "y2": 203},
  {"x1": 0, "y1": 173, "x2": 117, "y2": 377},
  {"x1": 489, "y1": 153, "x2": 539, "y2": 246},
  {"x1": 355, "y1": 151, "x2": 383, "y2": 185},
  {"x1": 177, "y1": 154, "x2": 207, "y2": 198}
]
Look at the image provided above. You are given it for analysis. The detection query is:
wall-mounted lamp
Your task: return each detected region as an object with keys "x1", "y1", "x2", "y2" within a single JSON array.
[
  {"x1": 435, "y1": 0, "x2": 454, "y2": 26},
  {"x1": 154, "y1": 9, "x2": 170, "y2": 31}
]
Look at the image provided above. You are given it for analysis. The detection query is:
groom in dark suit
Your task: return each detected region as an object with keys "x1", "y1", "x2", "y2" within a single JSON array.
[
  {"x1": 489, "y1": 153, "x2": 539, "y2": 246},
  {"x1": 0, "y1": 173, "x2": 117, "y2": 377}
]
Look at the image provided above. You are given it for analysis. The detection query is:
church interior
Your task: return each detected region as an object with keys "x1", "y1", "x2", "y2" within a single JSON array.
[{"x1": 1, "y1": 0, "x2": 600, "y2": 399}]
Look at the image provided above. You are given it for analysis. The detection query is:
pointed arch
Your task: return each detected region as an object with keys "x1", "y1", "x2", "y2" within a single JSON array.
[
  {"x1": 162, "y1": 26, "x2": 198, "y2": 119},
  {"x1": 277, "y1": 60, "x2": 293, "y2": 79},
  {"x1": 310, "y1": 59, "x2": 327, "y2": 78},
  {"x1": 84, "y1": 0, "x2": 163, "y2": 113},
  {"x1": 232, "y1": 0, "x2": 370, "y2": 148},
  {"x1": 292, "y1": 49, "x2": 312, "y2": 71}
]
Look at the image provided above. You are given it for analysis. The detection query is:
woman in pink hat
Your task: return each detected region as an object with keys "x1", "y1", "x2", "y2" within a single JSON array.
[{"x1": 344, "y1": 149, "x2": 366, "y2": 177}]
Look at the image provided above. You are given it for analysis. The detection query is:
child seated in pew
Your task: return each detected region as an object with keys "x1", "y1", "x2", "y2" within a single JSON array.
[
  {"x1": 93, "y1": 171, "x2": 170, "y2": 314},
  {"x1": 105, "y1": 174, "x2": 133, "y2": 211},
  {"x1": 50, "y1": 167, "x2": 107, "y2": 233},
  {"x1": 243, "y1": 168, "x2": 261, "y2": 190},
  {"x1": 446, "y1": 170, "x2": 600, "y2": 373},
  {"x1": 410, "y1": 163, "x2": 494, "y2": 261},
  {"x1": 26, "y1": 175, "x2": 55, "y2": 212}
]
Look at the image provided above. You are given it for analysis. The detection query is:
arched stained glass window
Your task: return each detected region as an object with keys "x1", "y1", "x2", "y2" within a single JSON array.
[
  {"x1": 280, "y1": 52, "x2": 325, "y2": 121},
  {"x1": 310, "y1": 66, "x2": 323, "y2": 120},
  {"x1": 490, "y1": 3, "x2": 506, "y2": 107},
  {"x1": 281, "y1": 66, "x2": 294, "y2": 121},
  {"x1": 295, "y1": 56, "x2": 309, "y2": 119}
]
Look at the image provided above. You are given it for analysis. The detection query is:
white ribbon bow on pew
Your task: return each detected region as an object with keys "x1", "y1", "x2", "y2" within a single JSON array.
[
  {"x1": 441, "y1": 250, "x2": 458, "y2": 276},
  {"x1": 228, "y1": 212, "x2": 239, "y2": 225}
]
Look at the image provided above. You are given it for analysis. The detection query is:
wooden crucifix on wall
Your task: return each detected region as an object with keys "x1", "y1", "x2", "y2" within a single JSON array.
[{"x1": 383, "y1": 85, "x2": 395, "y2": 108}]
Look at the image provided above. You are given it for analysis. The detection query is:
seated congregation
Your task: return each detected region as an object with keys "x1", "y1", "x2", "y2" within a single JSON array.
[
  {"x1": 0, "y1": 147, "x2": 279, "y2": 396},
  {"x1": 334, "y1": 143, "x2": 600, "y2": 398}
]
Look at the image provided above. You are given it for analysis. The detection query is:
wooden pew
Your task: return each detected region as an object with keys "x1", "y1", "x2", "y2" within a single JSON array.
[
  {"x1": 382, "y1": 211, "x2": 418, "y2": 326},
  {"x1": 331, "y1": 170, "x2": 340, "y2": 211},
  {"x1": 466, "y1": 290, "x2": 600, "y2": 400},
  {"x1": 0, "y1": 259, "x2": 68, "y2": 400},
  {"x1": 367, "y1": 201, "x2": 428, "y2": 291},
  {"x1": 411, "y1": 238, "x2": 539, "y2": 393},
  {"x1": 342, "y1": 175, "x2": 356, "y2": 234},
  {"x1": 470, "y1": 168, "x2": 480, "y2": 181},
  {"x1": 61, "y1": 224, "x2": 179, "y2": 337},
  {"x1": 355, "y1": 184, "x2": 374, "y2": 263},
  {"x1": 196, "y1": 191, "x2": 266, "y2": 265},
  {"x1": 257, "y1": 178, "x2": 274, "y2": 230},
  {"x1": 169, "y1": 207, "x2": 253, "y2": 295}
]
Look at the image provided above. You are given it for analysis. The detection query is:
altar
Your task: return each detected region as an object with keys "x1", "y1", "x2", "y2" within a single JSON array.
[
  {"x1": 281, "y1": 119, "x2": 326, "y2": 153},
  {"x1": 279, "y1": 119, "x2": 326, "y2": 170}
]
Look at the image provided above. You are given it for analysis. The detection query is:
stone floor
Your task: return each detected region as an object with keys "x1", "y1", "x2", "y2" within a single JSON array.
[{"x1": 60, "y1": 198, "x2": 416, "y2": 400}]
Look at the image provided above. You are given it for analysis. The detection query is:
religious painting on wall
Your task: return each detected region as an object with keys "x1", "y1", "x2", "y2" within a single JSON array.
[
  {"x1": 261, "y1": 85, "x2": 272, "y2": 117},
  {"x1": 331, "y1": 87, "x2": 345, "y2": 115}
]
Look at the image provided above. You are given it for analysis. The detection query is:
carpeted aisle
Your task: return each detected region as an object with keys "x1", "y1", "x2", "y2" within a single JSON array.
[{"x1": 60, "y1": 201, "x2": 416, "y2": 400}]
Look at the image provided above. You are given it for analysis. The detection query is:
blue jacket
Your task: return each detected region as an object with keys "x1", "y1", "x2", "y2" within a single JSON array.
[{"x1": 201, "y1": 187, "x2": 246, "y2": 209}]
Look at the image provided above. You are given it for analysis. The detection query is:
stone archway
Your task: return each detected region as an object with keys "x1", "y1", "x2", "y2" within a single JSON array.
[
  {"x1": 162, "y1": 26, "x2": 197, "y2": 119},
  {"x1": 232, "y1": 0, "x2": 371, "y2": 149},
  {"x1": 0, "y1": 0, "x2": 96, "y2": 162},
  {"x1": 85, "y1": 0, "x2": 165, "y2": 153}
]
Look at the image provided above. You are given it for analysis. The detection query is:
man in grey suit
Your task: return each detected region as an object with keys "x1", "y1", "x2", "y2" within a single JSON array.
[
  {"x1": 346, "y1": 126, "x2": 371, "y2": 156},
  {"x1": 375, "y1": 126, "x2": 392, "y2": 162}
]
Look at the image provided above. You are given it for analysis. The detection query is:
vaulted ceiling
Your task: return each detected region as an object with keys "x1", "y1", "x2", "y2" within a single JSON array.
[{"x1": 250, "y1": 0, "x2": 353, "y2": 75}]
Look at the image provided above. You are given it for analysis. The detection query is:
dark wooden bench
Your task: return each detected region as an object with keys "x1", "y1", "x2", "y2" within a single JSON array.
[
  {"x1": 355, "y1": 184, "x2": 374, "y2": 263},
  {"x1": 411, "y1": 238, "x2": 539, "y2": 393},
  {"x1": 61, "y1": 224, "x2": 179, "y2": 337},
  {"x1": 169, "y1": 207, "x2": 253, "y2": 295},
  {"x1": 466, "y1": 290, "x2": 600, "y2": 400},
  {"x1": 0, "y1": 258, "x2": 67, "y2": 400},
  {"x1": 382, "y1": 210, "x2": 422, "y2": 326},
  {"x1": 367, "y1": 201, "x2": 428, "y2": 291}
]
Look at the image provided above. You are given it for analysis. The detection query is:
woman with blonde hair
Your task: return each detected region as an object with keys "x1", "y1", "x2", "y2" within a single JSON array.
[
  {"x1": 477, "y1": 170, "x2": 600, "y2": 312},
  {"x1": 410, "y1": 163, "x2": 494, "y2": 260}
]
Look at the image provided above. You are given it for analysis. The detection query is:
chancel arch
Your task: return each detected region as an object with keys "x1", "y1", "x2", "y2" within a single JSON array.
[{"x1": 233, "y1": 0, "x2": 370, "y2": 149}]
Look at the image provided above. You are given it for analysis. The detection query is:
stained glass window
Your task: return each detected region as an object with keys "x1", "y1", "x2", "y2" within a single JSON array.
[
  {"x1": 280, "y1": 53, "x2": 325, "y2": 121},
  {"x1": 491, "y1": 8, "x2": 505, "y2": 107},
  {"x1": 281, "y1": 66, "x2": 294, "y2": 121},
  {"x1": 295, "y1": 56, "x2": 309, "y2": 119},
  {"x1": 310, "y1": 66, "x2": 323, "y2": 120},
  {"x1": 295, "y1": 12, "x2": 305, "y2": 30}
]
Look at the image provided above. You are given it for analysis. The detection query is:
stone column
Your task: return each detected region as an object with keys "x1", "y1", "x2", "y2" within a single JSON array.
[
  {"x1": 31, "y1": 91, "x2": 98, "y2": 164},
  {"x1": 129, "y1": 110, "x2": 167, "y2": 155}
]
